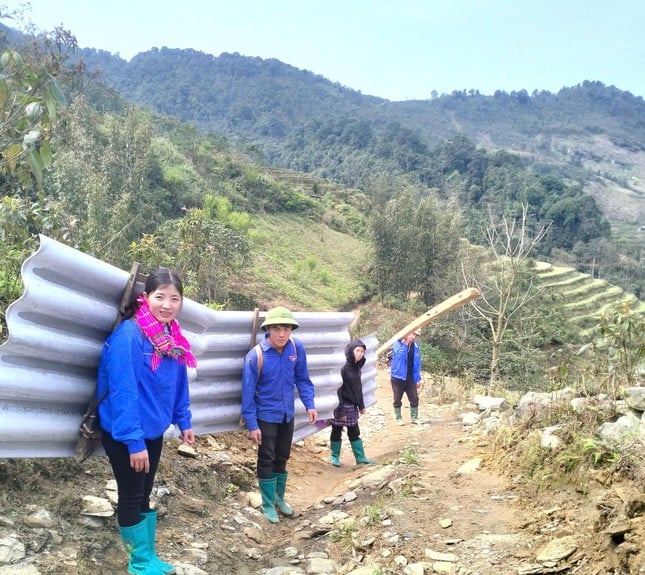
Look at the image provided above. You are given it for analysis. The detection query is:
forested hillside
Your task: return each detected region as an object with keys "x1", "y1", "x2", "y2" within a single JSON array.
[
  {"x1": 78, "y1": 48, "x2": 645, "y2": 214},
  {"x1": 75, "y1": 46, "x2": 644, "y2": 291},
  {"x1": 0, "y1": 19, "x2": 642, "y2": 389}
]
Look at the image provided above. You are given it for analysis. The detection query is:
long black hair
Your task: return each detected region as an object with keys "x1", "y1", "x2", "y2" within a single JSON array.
[{"x1": 123, "y1": 268, "x2": 184, "y2": 320}]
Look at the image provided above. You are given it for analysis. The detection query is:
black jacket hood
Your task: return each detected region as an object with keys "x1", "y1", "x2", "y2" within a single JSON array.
[{"x1": 345, "y1": 338, "x2": 367, "y2": 368}]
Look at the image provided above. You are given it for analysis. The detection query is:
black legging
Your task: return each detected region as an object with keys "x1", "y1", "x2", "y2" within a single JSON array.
[
  {"x1": 101, "y1": 431, "x2": 164, "y2": 526},
  {"x1": 330, "y1": 424, "x2": 360, "y2": 442}
]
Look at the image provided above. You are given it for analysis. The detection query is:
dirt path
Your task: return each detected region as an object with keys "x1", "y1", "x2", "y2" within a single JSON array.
[
  {"x1": 280, "y1": 369, "x2": 530, "y2": 573},
  {"x1": 275, "y1": 370, "x2": 644, "y2": 575}
]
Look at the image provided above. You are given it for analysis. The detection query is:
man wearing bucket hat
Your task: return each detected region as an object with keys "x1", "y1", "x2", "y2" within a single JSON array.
[
  {"x1": 389, "y1": 329, "x2": 423, "y2": 425},
  {"x1": 241, "y1": 306, "x2": 317, "y2": 524}
]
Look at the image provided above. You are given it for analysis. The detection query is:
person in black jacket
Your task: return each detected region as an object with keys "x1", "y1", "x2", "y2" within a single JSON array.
[{"x1": 329, "y1": 339, "x2": 374, "y2": 466}]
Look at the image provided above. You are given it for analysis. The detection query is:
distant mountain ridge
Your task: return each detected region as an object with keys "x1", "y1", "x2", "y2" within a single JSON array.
[
  {"x1": 77, "y1": 47, "x2": 645, "y2": 227},
  {"x1": 79, "y1": 48, "x2": 382, "y2": 141},
  {"x1": 78, "y1": 46, "x2": 645, "y2": 146}
]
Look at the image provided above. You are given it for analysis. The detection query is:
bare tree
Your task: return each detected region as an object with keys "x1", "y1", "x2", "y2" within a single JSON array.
[{"x1": 462, "y1": 204, "x2": 551, "y2": 388}]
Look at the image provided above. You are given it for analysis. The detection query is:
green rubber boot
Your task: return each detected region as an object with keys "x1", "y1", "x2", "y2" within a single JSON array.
[
  {"x1": 394, "y1": 407, "x2": 404, "y2": 425},
  {"x1": 350, "y1": 438, "x2": 375, "y2": 465},
  {"x1": 411, "y1": 406, "x2": 420, "y2": 424},
  {"x1": 258, "y1": 477, "x2": 279, "y2": 524},
  {"x1": 330, "y1": 440, "x2": 342, "y2": 467},
  {"x1": 141, "y1": 511, "x2": 175, "y2": 574},
  {"x1": 273, "y1": 472, "x2": 295, "y2": 517}
]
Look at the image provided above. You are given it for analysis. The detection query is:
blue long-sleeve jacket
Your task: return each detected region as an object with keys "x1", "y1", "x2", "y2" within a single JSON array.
[
  {"x1": 97, "y1": 319, "x2": 192, "y2": 454},
  {"x1": 241, "y1": 335, "x2": 315, "y2": 431},
  {"x1": 390, "y1": 338, "x2": 422, "y2": 383}
]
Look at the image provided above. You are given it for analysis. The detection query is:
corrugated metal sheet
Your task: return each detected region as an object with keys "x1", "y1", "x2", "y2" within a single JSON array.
[{"x1": 0, "y1": 235, "x2": 378, "y2": 458}]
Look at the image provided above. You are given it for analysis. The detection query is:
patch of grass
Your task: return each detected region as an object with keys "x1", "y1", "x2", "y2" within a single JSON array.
[
  {"x1": 362, "y1": 505, "x2": 384, "y2": 525},
  {"x1": 330, "y1": 523, "x2": 358, "y2": 543},
  {"x1": 552, "y1": 433, "x2": 623, "y2": 483},
  {"x1": 399, "y1": 447, "x2": 419, "y2": 465},
  {"x1": 239, "y1": 213, "x2": 370, "y2": 310},
  {"x1": 399, "y1": 477, "x2": 418, "y2": 497}
]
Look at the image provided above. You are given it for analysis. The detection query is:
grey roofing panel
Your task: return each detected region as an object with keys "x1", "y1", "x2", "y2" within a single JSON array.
[{"x1": 0, "y1": 236, "x2": 378, "y2": 458}]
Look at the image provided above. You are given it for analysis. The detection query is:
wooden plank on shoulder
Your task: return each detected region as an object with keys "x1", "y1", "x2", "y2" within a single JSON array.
[{"x1": 376, "y1": 288, "x2": 480, "y2": 356}]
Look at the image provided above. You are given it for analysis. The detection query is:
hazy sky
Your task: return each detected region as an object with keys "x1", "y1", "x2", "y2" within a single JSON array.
[{"x1": 8, "y1": 0, "x2": 645, "y2": 102}]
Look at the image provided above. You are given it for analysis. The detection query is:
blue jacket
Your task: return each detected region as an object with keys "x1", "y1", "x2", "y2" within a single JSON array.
[
  {"x1": 97, "y1": 319, "x2": 192, "y2": 454},
  {"x1": 390, "y1": 338, "x2": 422, "y2": 383},
  {"x1": 241, "y1": 335, "x2": 315, "y2": 431}
]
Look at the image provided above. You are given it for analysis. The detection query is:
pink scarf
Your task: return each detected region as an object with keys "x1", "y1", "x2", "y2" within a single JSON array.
[{"x1": 134, "y1": 294, "x2": 197, "y2": 372}]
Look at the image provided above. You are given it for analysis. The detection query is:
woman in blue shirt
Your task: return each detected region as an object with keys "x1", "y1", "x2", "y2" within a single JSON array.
[{"x1": 98, "y1": 268, "x2": 196, "y2": 575}]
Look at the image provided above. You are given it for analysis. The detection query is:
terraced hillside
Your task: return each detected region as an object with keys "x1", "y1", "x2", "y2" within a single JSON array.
[
  {"x1": 610, "y1": 221, "x2": 645, "y2": 254},
  {"x1": 536, "y1": 263, "x2": 645, "y2": 336}
]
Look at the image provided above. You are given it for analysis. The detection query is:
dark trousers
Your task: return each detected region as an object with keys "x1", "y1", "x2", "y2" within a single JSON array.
[
  {"x1": 391, "y1": 377, "x2": 419, "y2": 409},
  {"x1": 102, "y1": 431, "x2": 163, "y2": 527},
  {"x1": 330, "y1": 424, "x2": 360, "y2": 442},
  {"x1": 257, "y1": 418, "x2": 294, "y2": 479}
]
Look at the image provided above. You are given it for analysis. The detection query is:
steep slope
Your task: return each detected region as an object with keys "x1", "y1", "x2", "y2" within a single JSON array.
[{"x1": 231, "y1": 213, "x2": 371, "y2": 311}]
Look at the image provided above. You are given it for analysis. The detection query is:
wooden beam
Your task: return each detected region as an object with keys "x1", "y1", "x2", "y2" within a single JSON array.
[{"x1": 376, "y1": 288, "x2": 480, "y2": 356}]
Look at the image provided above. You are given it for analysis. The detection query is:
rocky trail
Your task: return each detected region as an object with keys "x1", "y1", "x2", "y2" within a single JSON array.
[{"x1": 1, "y1": 367, "x2": 643, "y2": 574}]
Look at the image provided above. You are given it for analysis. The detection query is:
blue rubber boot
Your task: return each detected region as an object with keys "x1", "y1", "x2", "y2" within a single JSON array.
[
  {"x1": 141, "y1": 511, "x2": 175, "y2": 574},
  {"x1": 258, "y1": 477, "x2": 280, "y2": 524},
  {"x1": 119, "y1": 518, "x2": 163, "y2": 574},
  {"x1": 273, "y1": 472, "x2": 295, "y2": 517}
]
